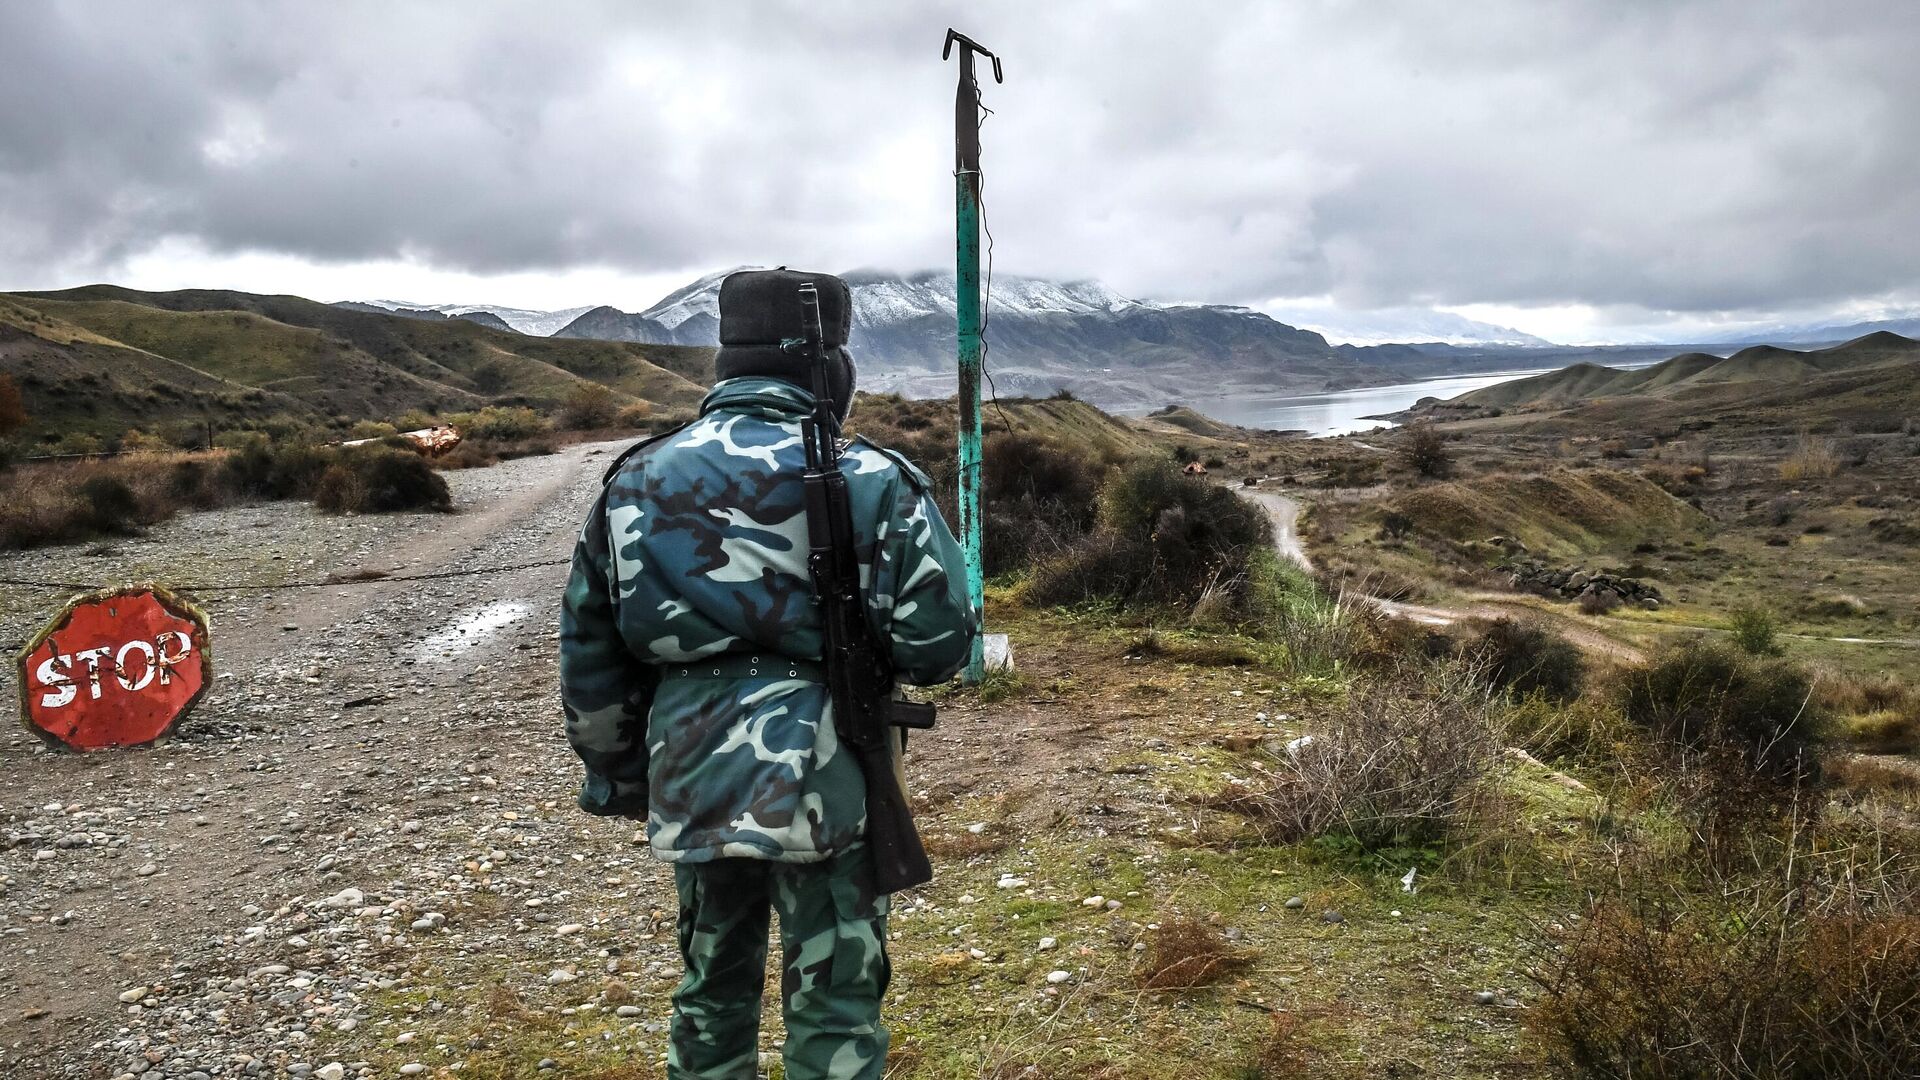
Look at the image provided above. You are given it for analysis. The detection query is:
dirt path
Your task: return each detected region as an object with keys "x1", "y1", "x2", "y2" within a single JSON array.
[
  {"x1": 0, "y1": 440, "x2": 630, "y2": 1076},
  {"x1": 1246, "y1": 483, "x2": 1646, "y2": 661}
]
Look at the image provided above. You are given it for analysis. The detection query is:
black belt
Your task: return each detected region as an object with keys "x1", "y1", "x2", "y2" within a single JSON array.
[{"x1": 658, "y1": 655, "x2": 825, "y2": 682}]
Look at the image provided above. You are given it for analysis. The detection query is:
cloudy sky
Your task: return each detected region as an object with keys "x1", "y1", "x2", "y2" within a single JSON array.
[{"x1": 3, "y1": 1, "x2": 1917, "y2": 344}]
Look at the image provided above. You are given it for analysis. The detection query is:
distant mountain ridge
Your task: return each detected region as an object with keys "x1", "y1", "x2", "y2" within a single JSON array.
[
  {"x1": 534, "y1": 268, "x2": 1370, "y2": 404},
  {"x1": 1702, "y1": 314, "x2": 1920, "y2": 347},
  {"x1": 1424, "y1": 331, "x2": 1920, "y2": 432},
  {"x1": 1263, "y1": 305, "x2": 1557, "y2": 347}
]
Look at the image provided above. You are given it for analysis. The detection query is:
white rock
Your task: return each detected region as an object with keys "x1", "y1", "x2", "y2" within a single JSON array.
[
  {"x1": 1045, "y1": 970, "x2": 1072, "y2": 984},
  {"x1": 400, "y1": 1067, "x2": 427, "y2": 1077},
  {"x1": 1081, "y1": 895, "x2": 1105, "y2": 908},
  {"x1": 319, "y1": 888, "x2": 364, "y2": 910},
  {"x1": 556, "y1": 923, "x2": 585, "y2": 936},
  {"x1": 117, "y1": 986, "x2": 149, "y2": 1004},
  {"x1": 317, "y1": 1065, "x2": 346, "y2": 1080},
  {"x1": 1036, "y1": 937, "x2": 1057, "y2": 951},
  {"x1": 546, "y1": 969, "x2": 577, "y2": 985}
]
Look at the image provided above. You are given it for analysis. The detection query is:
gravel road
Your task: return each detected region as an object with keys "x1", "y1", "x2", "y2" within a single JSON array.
[{"x1": 0, "y1": 440, "x2": 645, "y2": 1078}]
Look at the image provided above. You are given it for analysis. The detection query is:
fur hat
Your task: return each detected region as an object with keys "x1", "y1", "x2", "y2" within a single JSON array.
[{"x1": 715, "y1": 267, "x2": 856, "y2": 419}]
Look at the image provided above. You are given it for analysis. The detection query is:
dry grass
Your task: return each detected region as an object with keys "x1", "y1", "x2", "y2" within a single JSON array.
[
  {"x1": 1780, "y1": 430, "x2": 1844, "y2": 482},
  {"x1": 1134, "y1": 916, "x2": 1251, "y2": 990},
  {"x1": 0, "y1": 441, "x2": 449, "y2": 549},
  {"x1": 0, "y1": 452, "x2": 188, "y2": 548}
]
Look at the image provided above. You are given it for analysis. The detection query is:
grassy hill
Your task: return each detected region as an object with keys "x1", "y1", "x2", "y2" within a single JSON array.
[
  {"x1": 1391, "y1": 468, "x2": 1707, "y2": 556},
  {"x1": 1, "y1": 286, "x2": 715, "y2": 445},
  {"x1": 1453, "y1": 332, "x2": 1920, "y2": 425},
  {"x1": 0, "y1": 296, "x2": 321, "y2": 440}
]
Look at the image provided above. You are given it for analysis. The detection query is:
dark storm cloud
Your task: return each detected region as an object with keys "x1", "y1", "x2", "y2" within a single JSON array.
[{"x1": 3, "y1": 0, "x2": 1919, "y2": 323}]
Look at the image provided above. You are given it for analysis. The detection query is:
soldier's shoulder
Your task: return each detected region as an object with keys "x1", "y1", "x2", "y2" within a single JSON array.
[
  {"x1": 846, "y1": 434, "x2": 936, "y2": 493},
  {"x1": 600, "y1": 420, "x2": 696, "y2": 487}
]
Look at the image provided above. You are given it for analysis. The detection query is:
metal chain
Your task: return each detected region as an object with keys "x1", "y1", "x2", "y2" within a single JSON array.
[{"x1": 0, "y1": 557, "x2": 571, "y2": 594}]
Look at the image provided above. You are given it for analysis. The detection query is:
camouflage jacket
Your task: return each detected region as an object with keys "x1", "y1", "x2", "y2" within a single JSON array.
[{"x1": 560, "y1": 377, "x2": 976, "y2": 864}]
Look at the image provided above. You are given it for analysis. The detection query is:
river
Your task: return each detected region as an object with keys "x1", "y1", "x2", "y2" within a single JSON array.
[{"x1": 1158, "y1": 365, "x2": 1623, "y2": 438}]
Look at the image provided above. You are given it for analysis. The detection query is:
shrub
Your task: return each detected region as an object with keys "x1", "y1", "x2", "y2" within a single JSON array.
[
  {"x1": 1619, "y1": 639, "x2": 1824, "y2": 778},
  {"x1": 77, "y1": 475, "x2": 141, "y2": 535},
  {"x1": 1846, "y1": 710, "x2": 1920, "y2": 754},
  {"x1": 1466, "y1": 617, "x2": 1584, "y2": 702},
  {"x1": 312, "y1": 448, "x2": 451, "y2": 514},
  {"x1": 1378, "y1": 511, "x2": 1414, "y2": 540},
  {"x1": 345, "y1": 420, "x2": 398, "y2": 440},
  {"x1": 1027, "y1": 456, "x2": 1269, "y2": 613},
  {"x1": 118, "y1": 428, "x2": 173, "y2": 453},
  {"x1": 1727, "y1": 605, "x2": 1783, "y2": 656},
  {"x1": 1779, "y1": 430, "x2": 1842, "y2": 482},
  {"x1": 447, "y1": 406, "x2": 549, "y2": 441},
  {"x1": 981, "y1": 430, "x2": 1109, "y2": 576},
  {"x1": 614, "y1": 402, "x2": 654, "y2": 428},
  {"x1": 1398, "y1": 422, "x2": 1452, "y2": 478},
  {"x1": 1218, "y1": 664, "x2": 1507, "y2": 848},
  {"x1": 1530, "y1": 899, "x2": 1920, "y2": 1079},
  {"x1": 310, "y1": 463, "x2": 369, "y2": 514},
  {"x1": 1617, "y1": 639, "x2": 1827, "y2": 849},
  {"x1": 50, "y1": 431, "x2": 105, "y2": 456},
  {"x1": 557, "y1": 384, "x2": 621, "y2": 430}
]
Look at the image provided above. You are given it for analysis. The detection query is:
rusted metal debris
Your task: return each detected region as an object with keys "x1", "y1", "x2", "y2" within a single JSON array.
[{"x1": 341, "y1": 424, "x2": 462, "y2": 456}]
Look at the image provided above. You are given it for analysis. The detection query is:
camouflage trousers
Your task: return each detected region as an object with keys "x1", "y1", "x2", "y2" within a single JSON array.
[{"x1": 669, "y1": 848, "x2": 891, "y2": 1080}]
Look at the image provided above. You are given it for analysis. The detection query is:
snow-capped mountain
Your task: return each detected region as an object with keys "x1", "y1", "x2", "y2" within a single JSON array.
[
  {"x1": 550, "y1": 270, "x2": 1347, "y2": 398},
  {"x1": 348, "y1": 299, "x2": 597, "y2": 337},
  {"x1": 1263, "y1": 304, "x2": 1557, "y2": 348}
]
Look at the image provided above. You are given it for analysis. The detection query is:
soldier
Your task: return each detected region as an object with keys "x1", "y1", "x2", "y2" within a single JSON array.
[{"x1": 560, "y1": 268, "x2": 977, "y2": 1080}]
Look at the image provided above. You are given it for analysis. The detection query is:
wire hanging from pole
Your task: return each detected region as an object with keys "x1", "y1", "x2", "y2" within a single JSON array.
[{"x1": 971, "y1": 81, "x2": 1016, "y2": 437}]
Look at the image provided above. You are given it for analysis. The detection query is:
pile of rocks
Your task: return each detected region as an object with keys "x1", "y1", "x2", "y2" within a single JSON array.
[{"x1": 1506, "y1": 559, "x2": 1663, "y2": 609}]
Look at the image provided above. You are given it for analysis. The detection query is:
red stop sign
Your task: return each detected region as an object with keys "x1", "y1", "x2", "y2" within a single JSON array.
[{"x1": 16, "y1": 585, "x2": 212, "y2": 751}]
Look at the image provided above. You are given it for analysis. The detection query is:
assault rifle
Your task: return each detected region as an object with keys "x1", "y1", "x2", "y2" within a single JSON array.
[{"x1": 793, "y1": 282, "x2": 938, "y2": 895}]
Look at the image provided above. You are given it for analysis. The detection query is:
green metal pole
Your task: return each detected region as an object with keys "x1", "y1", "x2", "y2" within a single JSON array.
[
  {"x1": 955, "y1": 170, "x2": 986, "y2": 684},
  {"x1": 945, "y1": 29, "x2": 999, "y2": 686}
]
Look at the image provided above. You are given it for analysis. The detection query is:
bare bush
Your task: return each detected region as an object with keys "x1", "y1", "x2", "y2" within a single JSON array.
[
  {"x1": 1134, "y1": 916, "x2": 1251, "y2": 990},
  {"x1": 1617, "y1": 639, "x2": 1828, "y2": 860},
  {"x1": 1218, "y1": 664, "x2": 1508, "y2": 848},
  {"x1": 1530, "y1": 895, "x2": 1920, "y2": 1079}
]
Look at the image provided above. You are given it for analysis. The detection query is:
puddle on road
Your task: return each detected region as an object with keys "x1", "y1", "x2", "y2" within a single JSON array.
[{"x1": 410, "y1": 600, "x2": 531, "y2": 662}]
